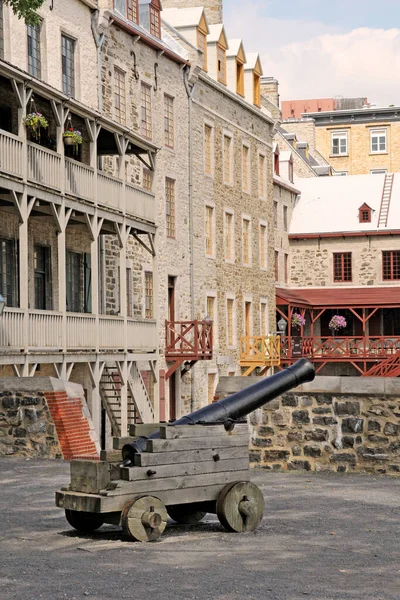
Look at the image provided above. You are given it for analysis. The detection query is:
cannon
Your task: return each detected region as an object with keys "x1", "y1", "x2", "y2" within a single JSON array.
[{"x1": 56, "y1": 359, "x2": 315, "y2": 541}]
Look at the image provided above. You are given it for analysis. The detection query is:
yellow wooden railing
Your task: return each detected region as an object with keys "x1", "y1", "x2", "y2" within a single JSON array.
[{"x1": 240, "y1": 335, "x2": 281, "y2": 375}]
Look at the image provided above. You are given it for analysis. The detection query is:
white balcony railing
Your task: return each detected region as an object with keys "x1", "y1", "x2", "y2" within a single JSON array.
[
  {"x1": 0, "y1": 309, "x2": 157, "y2": 354},
  {"x1": 97, "y1": 172, "x2": 124, "y2": 213},
  {"x1": 126, "y1": 183, "x2": 155, "y2": 223},
  {"x1": 0, "y1": 130, "x2": 24, "y2": 178},
  {"x1": 27, "y1": 142, "x2": 62, "y2": 190},
  {"x1": 65, "y1": 158, "x2": 95, "y2": 202}
]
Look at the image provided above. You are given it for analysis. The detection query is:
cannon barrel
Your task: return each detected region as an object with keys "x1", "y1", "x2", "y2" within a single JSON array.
[{"x1": 122, "y1": 358, "x2": 315, "y2": 464}]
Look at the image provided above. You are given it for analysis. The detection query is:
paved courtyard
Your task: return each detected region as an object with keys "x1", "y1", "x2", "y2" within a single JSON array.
[{"x1": 0, "y1": 457, "x2": 399, "y2": 600}]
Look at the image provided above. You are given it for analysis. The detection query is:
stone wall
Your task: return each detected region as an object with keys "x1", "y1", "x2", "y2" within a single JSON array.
[
  {"x1": 249, "y1": 377, "x2": 400, "y2": 474},
  {"x1": 282, "y1": 118, "x2": 317, "y2": 153}
]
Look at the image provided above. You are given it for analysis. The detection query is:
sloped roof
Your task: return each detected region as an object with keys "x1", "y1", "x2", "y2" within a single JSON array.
[
  {"x1": 226, "y1": 38, "x2": 246, "y2": 62},
  {"x1": 207, "y1": 24, "x2": 228, "y2": 47},
  {"x1": 291, "y1": 173, "x2": 399, "y2": 234},
  {"x1": 161, "y1": 7, "x2": 209, "y2": 33},
  {"x1": 276, "y1": 286, "x2": 400, "y2": 308},
  {"x1": 244, "y1": 53, "x2": 262, "y2": 74}
]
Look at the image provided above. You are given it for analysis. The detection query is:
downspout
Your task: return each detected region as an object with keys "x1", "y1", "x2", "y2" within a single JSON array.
[
  {"x1": 91, "y1": 11, "x2": 106, "y2": 311},
  {"x1": 183, "y1": 65, "x2": 195, "y2": 411}
]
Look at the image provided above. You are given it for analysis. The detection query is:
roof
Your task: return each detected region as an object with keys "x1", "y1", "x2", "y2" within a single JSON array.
[
  {"x1": 279, "y1": 150, "x2": 292, "y2": 162},
  {"x1": 226, "y1": 38, "x2": 246, "y2": 62},
  {"x1": 244, "y1": 53, "x2": 262, "y2": 74},
  {"x1": 291, "y1": 173, "x2": 400, "y2": 234},
  {"x1": 207, "y1": 24, "x2": 227, "y2": 46},
  {"x1": 161, "y1": 7, "x2": 209, "y2": 33},
  {"x1": 276, "y1": 286, "x2": 400, "y2": 308}
]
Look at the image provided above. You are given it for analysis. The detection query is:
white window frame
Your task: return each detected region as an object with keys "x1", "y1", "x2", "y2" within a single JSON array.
[
  {"x1": 204, "y1": 120, "x2": 214, "y2": 177},
  {"x1": 258, "y1": 152, "x2": 267, "y2": 199},
  {"x1": 370, "y1": 128, "x2": 387, "y2": 154},
  {"x1": 242, "y1": 215, "x2": 252, "y2": 267},
  {"x1": 223, "y1": 131, "x2": 233, "y2": 186},
  {"x1": 204, "y1": 202, "x2": 216, "y2": 259},
  {"x1": 331, "y1": 130, "x2": 348, "y2": 156},
  {"x1": 259, "y1": 220, "x2": 268, "y2": 271},
  {"x1": 226, "y1": 293, "x2": 237, "y2": 349},
  {"x1": 223, "y1": 209, "x2": 235, "y2": 264},
  {"x1": 243, "y1": 295, "x2": 253, "y2": 337},
  {"x1": 205, "y1": 291, "x2": 218, "y2": 347},
  {"x1": 242, "y1": 142, "x2": 251, "y2": 194},
  {"x1": 259, "y1": 297, "x2": 269, "y2": 336}
]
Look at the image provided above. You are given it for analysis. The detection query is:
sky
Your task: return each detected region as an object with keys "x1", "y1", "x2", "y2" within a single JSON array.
[{"x1": 223, "y1": 0, "x2": 400, "y2": 105}]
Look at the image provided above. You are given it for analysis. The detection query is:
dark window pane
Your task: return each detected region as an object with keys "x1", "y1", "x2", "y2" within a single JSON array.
[
  {"x1": 0, "y1": 1, "x2": 4, "y2": 60},
  {"x1": 0, "y1": 238, "x2": 18, "y2": 307},
  {"x1": 61, "y1": 35, "x2": 75, "y2": 96},
  {"x1": 27, "y1": 23, "x2": 41, "y2": 78}
]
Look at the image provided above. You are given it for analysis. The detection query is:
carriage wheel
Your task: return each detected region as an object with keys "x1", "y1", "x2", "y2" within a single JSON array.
[
  {"x1": 121, "y1": 496, "x2": 168, "y2": 542},
  {"x1": 65, "y1": 509, "x2": 104, "y2": 533},
  {"x1": 216, "y1": 481, "x2": 264, "y2": 533},
  {"x1": 167, "y1": 503, "x2": 207, "y2": 525}
]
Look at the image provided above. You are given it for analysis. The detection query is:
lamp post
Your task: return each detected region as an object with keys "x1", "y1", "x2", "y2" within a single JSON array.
[{"x1": 277, "y1": 317, "x2": 287, "y2": 336}]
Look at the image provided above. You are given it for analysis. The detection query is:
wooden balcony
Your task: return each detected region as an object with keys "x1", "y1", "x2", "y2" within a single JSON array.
[
  {"x1": 0, "y1": 308, "x2": 157, "y2": 355},
  {"x1": 240, "y1": 335, "x2": 281, "y2": 376},
  {"x1": 0, "y1": 130, "x2": 156, "y2": 225},
  {"x1": 165, "y1": 320, "x2": 213, "y2": 379}
]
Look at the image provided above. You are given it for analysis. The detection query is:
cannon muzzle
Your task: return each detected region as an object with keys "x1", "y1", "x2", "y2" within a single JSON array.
[{"x1": 122, "y1": 358, "x2": 315, "y2": 464}]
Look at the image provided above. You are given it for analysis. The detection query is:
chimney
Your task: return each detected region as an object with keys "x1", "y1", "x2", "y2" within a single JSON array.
[
  {"x1": 161, "y1": 0, "x2": 223, "y2": 25},
  {"x1": 260, "y1": 77, "x2": 280, "y2": 108}
]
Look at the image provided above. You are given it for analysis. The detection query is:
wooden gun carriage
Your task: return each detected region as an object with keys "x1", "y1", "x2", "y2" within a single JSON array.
[{"x1": 56, "y1": 359, "x2": 315, "y2": 541}]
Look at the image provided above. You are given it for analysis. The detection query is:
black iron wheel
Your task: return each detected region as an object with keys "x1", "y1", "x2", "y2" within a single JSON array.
[{"x1": 65, "y1": 509, "x2": 104, "y2": 533}]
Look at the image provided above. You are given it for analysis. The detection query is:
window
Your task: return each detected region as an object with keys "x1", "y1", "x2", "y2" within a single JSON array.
[
  {"x1": 333, "y1": 252, "x2": 352, "y2": 282},
  {"x1": 274, "y1": 202, "x2": 278, "y2": 228},
  {"x1": 0, "y1": 1, "x2": 4, "y2": 59},
  {"x1": 370, "y1": 129, "x2": 386, "y2": 153},
  {"x1": 0, "y1": 238, "x2": 18, "y2": 307},
  {"x1": 258, "y1": 154, "x2": 266, "y2": 198},
  {"x1": 260, "y1": 301, "x2": 268, "y2": 336},
  {"x1": 114, "y1": 0, "x2": 138, "y2": 22},
  {"x1": 226, "y1": 298, "x2": 235, "y2": 346},
  {"x1": 242, "y1": 218, "x2": 251, "y2": 266},
  {"x1": 34, "y1": 246, "x2": 51, "y2": 310},
  {"x1": 242, "y1": 144, "x2": 250, "y2": 193},
  {"x1": 358, "y1": 204, "x2": 371, "y2": 223},
  {"x1": 197, "y1": 29, "x2": 207, "y2": 71},
  {"x1": 253, "y1": 72, "x2": 261, "y2": 106},
  {"x1": 144, "y1": 271, "x2": 153, "y2": 318},
  {"x1": 204, "y1": 124, "x2": 213, "y2": 175},
  {"x1": 371, "y1": 169, "x2": 387, "y2": 174},
  {"x1": 165, "y1": 177, "x2": 175, "y2": 238},
  {"x1": 274, "y1": 149, "x2": 280, "y2": 176},
  {"x1": 208, "y1": 373, "x2": 216, "y2": 404},
  {"x1": 288, "y1": 158, "x2": 294, "y2": 183},
  {"x1": 205, "y1": 205, "x2": 215, "y2": 257},
  {"x1": 223, "y1": 134, "x2": 233, "y2": 185},
  {"x1": 142, "y1": 168, "x2": 152, "y2": 190},
  {"x1": 331, "y1": 131, "x2": 348, "y2": 155},
  {"x1": 66, "y1": 251, "x2": 91, "y2": 313},
  {"x1": 141, "y1": 82, "x2": 152, "y2": 139},
  {"x1": 224, "y1": 211, "x2": 234, "y2": 261},
  {"x1": 27, "y1": 23, "x2": 41, "y2": 78},
  {"x1": 164, "y1": 94, "x2": 174, "y2": 148},
  {"x1": 259, "y1": 224, "x2": 267, "y2": 269},
  {"x1": 333, "y1": 171, "x2": 348, "y2": 176},
  {"x1": 236, "y1": 60, "x2": 244, "y2": 95},
  {"x1": 283, "y1": 206, "x2": 288, "y2": 231},
  {"x1": 217, "y1": 45, "x2": 226, "y2": 84},
  {"x1": 139, "y1": 0, "x2": 161, "y2": 38},
  {"x1": 284, "y1": 253, "x2": 289, "y2": 284},
  {"x1": 382, "y1": 251, "x2": 400, "y2": 280},
  {"x1": 61, "y1": 35, "x2": 75, "y2": 97},
  {"x1": 126, "y1": 268, "x2": 133, "y2": 317},
  {"x1": 274, "y1": 251, "x2": 279, "y2": 281},
  {"x1": 114, "y1": 67, "x2": 126, "y2": 125}
]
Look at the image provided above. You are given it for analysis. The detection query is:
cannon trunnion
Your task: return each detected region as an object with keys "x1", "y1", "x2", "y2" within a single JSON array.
[{"x1": 56, "y1": 359, "x2": 315, "y2": 541}]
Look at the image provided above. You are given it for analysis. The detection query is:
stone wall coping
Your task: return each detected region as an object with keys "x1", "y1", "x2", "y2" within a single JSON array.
[{"x1": 0, "y1": 377, "x2": 84, "y2": 398}]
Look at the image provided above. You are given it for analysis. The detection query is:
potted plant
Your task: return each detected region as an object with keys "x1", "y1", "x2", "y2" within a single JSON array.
[
  {"x1": 23, "y1": 112, "x2": 48, "y2": 141},
  {"x1": 329, "y1": 315, "x2": 347, "y2": 333},
  {"x1": 291, "y1": 313, "x2": 306, "y2": 329},
  {"x1": 63, "y1": 128, "x2": 83, "y2": 152}
]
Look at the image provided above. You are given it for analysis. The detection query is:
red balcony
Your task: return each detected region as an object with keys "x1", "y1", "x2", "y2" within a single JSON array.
[{"x1": 165, "y1": 320, "x2": 213, "y2": 379}]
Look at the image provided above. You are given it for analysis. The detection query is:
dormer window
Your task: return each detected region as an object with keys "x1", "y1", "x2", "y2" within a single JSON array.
[
  {"x1": 197, "y1": 29, "x2": 207, "y2": 71},
  {"x1": 139, "y1": 0, "x2": 161, "y2": 38},
  {"x1": 274, "y1": 149, "x2": 280, "y2": 176},
  {"x1": 358, "y1": 203, "x2": 372, "y2": 223},
  {"x1": 217, "y1": 45, "x2": 226, "y2": 84},
  {"x1": 114, "y1": 0, "x2": 138, "y2": 23},
  {"x1": 236, "y1": 59, "x2": 244, "y2": 95},
  {"x1": 253, "y1": 72, "x2": 260, "y2": 106},
  {"x1": 288, "y1": 157, "x2": 294, "y2": 183}
]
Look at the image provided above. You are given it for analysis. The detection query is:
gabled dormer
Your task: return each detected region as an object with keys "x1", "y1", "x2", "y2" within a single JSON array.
[
  {"x1": 207, "y1": 24, "x2": 228, "y2": 85},
  {"x1": 226, "y1": 39, "x2": 246, "y2": 96},
  {"x1": 273, "y1": 142, "x2": 280, "y2": 176},
  {"x1": 358, "y1": 203, "x2": 372, "y2": 223},
  {"x1": 162, "y1": 7, "x2": 210, "y2": 70},
  {"x1": 244, "y1": 53, "x2": 262, "y2": 107},
  {"x1": 279, "y1": 150, "x2": 294, "y2": 184},
  {"x1": 114, "y1": 0, "x2": 139, "y2": 24},
  {"x1": 139, "y1": 0, "x2": 161, "y2": 38}
]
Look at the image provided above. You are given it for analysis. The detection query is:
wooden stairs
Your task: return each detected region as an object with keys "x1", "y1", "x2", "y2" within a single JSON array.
[
  {"x1": 378, "y1": 173, "x2": 394, "y2": 228},
  {"x1": 364, "y1": 351, "x2": 400, "y2": 377}
]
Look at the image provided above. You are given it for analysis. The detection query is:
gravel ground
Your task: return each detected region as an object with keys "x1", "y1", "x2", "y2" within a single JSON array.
[{"x1": 0, "y1": 457, "x2": 399, "y2": 600}]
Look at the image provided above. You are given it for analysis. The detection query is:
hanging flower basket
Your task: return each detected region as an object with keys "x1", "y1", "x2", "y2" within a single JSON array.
[
  {"x1": 23, "y1": 112, "x2": 48, "y2": 140},
  {"x1": 63, "y1": 129, "x2": 83, "y2": 152},
  {"x1": 329, "y1": 315, "x2": 347, "y2": 332},
  {"x1": 291, "y1": 313, "x2": 306, "y2": 329}
]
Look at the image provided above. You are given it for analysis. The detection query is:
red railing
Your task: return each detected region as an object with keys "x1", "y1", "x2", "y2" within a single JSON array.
[
  {"x1": 280, "y1": 336, "x2": 400, "y2": 360},
  {"x1": 165, "y1": 320, "x2": 213, "y2": 360}
]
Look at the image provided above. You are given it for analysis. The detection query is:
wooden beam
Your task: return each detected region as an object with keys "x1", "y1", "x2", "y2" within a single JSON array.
[
  {"x1": 25, "y1": 87, "x2": 33, "y2": 106},
  {"x1": 29, "y1": 364, "x2": 38, "y2": 377},
  {"x1": 27, "y1": 196, "x2": 37, "y2": 218},
  {"x1": 147, "y1": 233, "x2": 156, "y2": 256},
  {"x1": 84, "y1": 214, "x2": 95, "y2": 241},
  {"x1": 149, "y1": 360, "x2": 158, "y2": 383},
  {"x1": 10, "y1": 191, "x2": 23, "y2": 223},
  {"x1": 49, "y1": 203, "x2": 62, "y2": 233},
  {"x1": 11, "y1": 79, "x2": 22, "y2": 108},
  {"x1": 85, "y1": 118, "x2": 95, "y2": 142},
  {"x1": 132, "y1": 232, "x2": 153, "y2": 255},
  {"x1": 12, "y1": 364, "x2": 21, "y2": 377},
  {"x1": 66, "y1": 362, "x2": 74, "y2": 381},
  {"x1": 88, "y1": 362, "x2": 97, "y2": 388},
  {"x1": 50, "y1": 100, "x2": 62, "y2": 127}
]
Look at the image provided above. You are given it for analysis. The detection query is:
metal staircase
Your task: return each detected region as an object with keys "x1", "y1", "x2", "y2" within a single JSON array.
[
  {"x1": 377, "y1": 173, "x2": 394, "y2": 228},
  {"x1": 100, "y1": 364, "x2": 155, "y2": 436}
]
